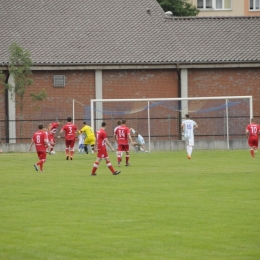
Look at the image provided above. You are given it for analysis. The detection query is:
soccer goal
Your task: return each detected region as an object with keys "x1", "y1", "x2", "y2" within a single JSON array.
[
  {"x1": 87, "y1": 96, "x2": 252, "y2": 151},
  {"x1": 73, "y1": 96, "x2": 252, "y2": 151}
]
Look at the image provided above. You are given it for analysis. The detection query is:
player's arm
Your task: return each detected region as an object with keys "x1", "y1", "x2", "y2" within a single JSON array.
[
  {"x1": 44, "y1": 138, "x2": 52, "y2": 149},
  {"x1": 246, "y1": 129, "x2": 249, "y2": 138},
  {"x1": 114, "y1": 132, "x2": 117, "y2": 142},
  {"x1": 28, "y1": 139, "x2": 35, "y2": 151},
  {"x1": 127, "y1": 133, "x2": 134, "y2": 145},
  {"x1": 105, "y1": 138, "x2": 114, "y2": 151},
  {"x1": 58, "y1": 128, "x2": 64, "y2": 138},
  {"x1": 181, "y1": 123, "x2": 184, "y2": 132},
  {"x1": 194, "y1": 123, "x2": 198, "y2": 129}
]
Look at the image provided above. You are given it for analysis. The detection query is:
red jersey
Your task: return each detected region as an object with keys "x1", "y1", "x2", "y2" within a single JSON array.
[
  {"x1": 49, "y1": 122, "x2": 59, "y2": 135},
  {"x1": 61, "y1": 123, "x2": 78, "y2": 140},
  {"x1": 96, "y1": 128, "x2": 107, "y2": 150},
  {"x1": 32, "y1": 130, "x2": 48, "y2": 151},
  {"x1": 115, "y1": 125, "x2": 130, "y2": 145},
  {"x1": 246, "y1": 123, "x2": 260, "y2": 137}
]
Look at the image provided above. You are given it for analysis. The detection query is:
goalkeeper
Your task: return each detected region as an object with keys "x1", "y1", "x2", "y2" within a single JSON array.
[
  {"x1": 78, "y1": 122, "x2": 96, "y2": 154},
  {"x1": 130, "y1": 128, "x2": 148, "y2": 153}
]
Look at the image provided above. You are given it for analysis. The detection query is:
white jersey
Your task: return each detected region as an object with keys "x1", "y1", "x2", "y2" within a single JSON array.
[
  {"x1": 182, "y1": 119, "x2": 197, "y2": 139},
  {"x1": 131, "y1": 128, "x2": 145, "y2": 144},
  {"x1": 78, "y1": 133, "x2": 85, "y2": 145}
]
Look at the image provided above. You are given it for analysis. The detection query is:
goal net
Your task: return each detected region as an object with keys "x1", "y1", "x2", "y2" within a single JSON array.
[{"x1": 74, "y1": 96, "x2": 252, "y2": 151}]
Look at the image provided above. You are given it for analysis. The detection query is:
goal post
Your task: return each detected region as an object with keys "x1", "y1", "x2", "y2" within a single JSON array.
[{"x1": 89, "y1": 96, "x2": 253, "y2": 151}]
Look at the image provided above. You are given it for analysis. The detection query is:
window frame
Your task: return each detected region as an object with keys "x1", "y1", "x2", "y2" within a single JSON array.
[
  {"x1": 53, "y1": 75, "x2": 66, "y2": 87},
  {"x1": 250, "y1": 0, "x2": 260, "y2": 11},
  {"x1": 197, "y1": 0, "x2": 232, "y2": 10}
]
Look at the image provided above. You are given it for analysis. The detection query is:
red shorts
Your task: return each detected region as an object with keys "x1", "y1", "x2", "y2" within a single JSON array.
[
  {"x1": 65, "y1": 139, "x2": 75, "y2": 148},
  {"x1": 97, "y1": 147, "x2": 108, "y2": 159},
  {"x1": 48, "y1": 134, "x2": 55, "y2": 144},
  {"x1": 248, "y1": 136, "x2": 258, "y2": 148},
  {"x1": 37, "y1": 150, "x2": 47, "y2": 160},
  {"x1": 117, "y1": 144, "x2": 129, "y2": 152}
]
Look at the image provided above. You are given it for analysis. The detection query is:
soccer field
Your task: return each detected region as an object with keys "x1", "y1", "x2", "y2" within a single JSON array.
[{"x1": 0, "y1": 150, "x2": 259, "y2": 260}]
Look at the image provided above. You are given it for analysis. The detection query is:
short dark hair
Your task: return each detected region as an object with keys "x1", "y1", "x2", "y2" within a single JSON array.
[
  {"x1": 185, "y1": 114, "x2": 190, "y2": 119},
  {"x1": 122, "y1": 119, "x2": 126, "y2": 124},
  {"x1": 102, "y1": 122, "x2": 106, "y2": 127},
  {"x1": 67, "y1": 117, "x2": 72, "y2": 122},
  {"x1": 38, "y1": 124, "x2": 43, "y2": 129},
  {"x1": 117, "y1": 120, "x2": 121, "y2": 126},
  {"x1": 83, "y1": 122, "x2": 86, "y2": 125}
]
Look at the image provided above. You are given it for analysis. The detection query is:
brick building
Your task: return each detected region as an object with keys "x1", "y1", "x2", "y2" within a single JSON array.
[{"x1": 0, "y1": 0, "x2": 260, "y2": 145}]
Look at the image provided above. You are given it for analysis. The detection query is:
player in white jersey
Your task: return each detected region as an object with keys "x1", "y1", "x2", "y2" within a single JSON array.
[
  {"x1": 181, "y1": 114, "x2": 198, "y2": 159},
  {"x1": 78, "y1": 132, "x2": 85, "y2": 153},
  {"x1": 130, "y1": 128, "x2": 148, "y2": 153}
]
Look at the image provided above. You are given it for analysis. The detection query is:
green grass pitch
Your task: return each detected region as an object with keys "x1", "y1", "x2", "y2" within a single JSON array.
[{"x1": 0, "y1": 150, "x2": 260, "y2": 260}]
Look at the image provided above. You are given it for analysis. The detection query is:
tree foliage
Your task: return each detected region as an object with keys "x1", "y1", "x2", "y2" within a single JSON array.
[
  {"x1": 157, "y1": 0, "x2": 199, "y2": 16},
  {"x1": 4, "y1": 42, "x2": 46, "y2": 114}
]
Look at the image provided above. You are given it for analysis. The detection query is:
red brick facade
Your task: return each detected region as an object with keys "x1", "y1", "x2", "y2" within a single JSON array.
[{"x1": 0, "y1": 67, "x2": 259, "y2": 142}]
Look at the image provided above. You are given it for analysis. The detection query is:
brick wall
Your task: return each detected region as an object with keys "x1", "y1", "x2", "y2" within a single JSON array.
[
  {"x1": 188, "y1": 68, "x2": 260, "y2": 140},
  {"x1": 188, "y1": 68, "x2": 260, "y2": 117},
  {"x1": 1, "y1": 67, "x2": 260, "y2": 143}
]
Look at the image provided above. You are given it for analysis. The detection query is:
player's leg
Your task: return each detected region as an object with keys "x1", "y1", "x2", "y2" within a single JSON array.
[
  {"x1": 90, "y1": 136, "x2": 95, "y2": 154},
  {"x1": 84, "y1": 142, "x2": 89, "y2": 154},
  {"x1": 91, "y1": 157, "x2": 102, "y2": 175},
  {"x1": 187, "y1": 138, "x2": 194, "y2": 159},
  {"x1": 105, "y1": 156, "x2": 120, "y2": 175},
  {"x1": 125, "y1": 145, "x2": 130, "y2": 166},
  {"x1": 69, "y1": 140, "x2": 75, "y2": 160},
  {"x1": 37, "y1": 151, "x2": 47, "y2": 172},
  {"x1": 117, "y1": 145, "x2": 123, "y2": 166},
  {"x1": 248, "y1": 137, "x2": 255, "y2": 158},
  {"x1": 65, "y1": 139, "x2": 70, "y2": 160}
]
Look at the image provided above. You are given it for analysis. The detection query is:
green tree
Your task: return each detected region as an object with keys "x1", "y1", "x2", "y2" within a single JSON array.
[
  {"x1": 4, "y1": 42, "x2": 47, "y2": 140},
  {"x1": 4, "y1": 42, "x2": 46, "y2": 115},
  {"x1": 157, "y1": 0, "x2": 199, "y2": 16}
]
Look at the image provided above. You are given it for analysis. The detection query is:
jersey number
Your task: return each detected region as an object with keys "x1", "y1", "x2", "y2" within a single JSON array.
[
  {"x1": 187, "y1": 124, "x2": 192, "y2": 130},
  {"x1": 250, "y1": 126, "x2": 258, "y2": 134},
  {"x1": 118, "y1": 130, "x2": 125, "y2": 138},
  {"x1": 36, "y1": 135, "x2": 41, "y2": 143}
]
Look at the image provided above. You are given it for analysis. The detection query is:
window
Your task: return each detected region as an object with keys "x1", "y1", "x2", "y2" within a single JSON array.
[
  {"x1": 250, "y1": 0, "x2": 260, "y2": 10},
  {"x1": 216, "y1": 0, "x2": 231, "y2": 9},
  {"x1": 197, "y1": 0, "x2": 231, "y2": 9},
  {"x1": 53, "y1": 75, "x2": 65, "y2": 87},
  {"x1": 197, "y1": 0, "x2": 213, "y2": 9}
]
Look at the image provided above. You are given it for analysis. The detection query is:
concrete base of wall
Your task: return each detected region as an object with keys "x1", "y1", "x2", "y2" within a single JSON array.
[{"x1": 0, "y1": 139, "x2": 248, "y2": 153}]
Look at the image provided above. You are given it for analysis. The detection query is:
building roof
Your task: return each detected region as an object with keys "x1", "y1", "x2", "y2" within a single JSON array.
[{"x1": 1, "y1": 0, "x2": 260, "y2": 66}]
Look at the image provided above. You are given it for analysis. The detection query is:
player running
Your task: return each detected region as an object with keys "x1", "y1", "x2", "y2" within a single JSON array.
[
  {"x1": 114, "y1": 119, "x2": 134, "y2": 166},
  {"x1": 91, "y1": 122, "x2": 121, "y2": 176},
  {"x1": 29, "y1": 123, "x2": 51, "y2": 172},
  {"x1": 181, "y1": 114, "x2": 198, "y2": 159},
  {"x1": 58, "y1": 117, "x2": 78, "y2": 160},
  {"x1": 78, "y1": 122, "x2": 96, "y2": 154},
  {"x1": 246, "y1": 118, "x2": 260, "y2": 158},
  {"x1": 48, "y1": 121, "x2": 62, "y2": 154}
]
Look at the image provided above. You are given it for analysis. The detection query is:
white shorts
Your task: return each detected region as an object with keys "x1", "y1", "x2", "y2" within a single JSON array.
[{"x1": 185, "y1": 137, "x2": 194, "y2": 146}]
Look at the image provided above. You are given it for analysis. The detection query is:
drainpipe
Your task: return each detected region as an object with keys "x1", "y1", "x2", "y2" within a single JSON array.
[
  {"x1": 4, "y1": 70, "x2": 10, "y2": 143},
  {"x1": 176, "y1": 63, "x2": 182, "y2": 140}
]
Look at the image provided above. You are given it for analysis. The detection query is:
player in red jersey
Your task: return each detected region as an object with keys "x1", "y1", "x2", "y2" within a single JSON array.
[
  {"x1": 114, "y1": 119, "x2": 134, "y2": 167},
  {"x1": 91, "y1": 122, "x2": 120, "y2": 176},
  {"x1": 29, "y1": 123, "x2": 51, "y2": 172},
  {"x1": 58, "y1": 117, "x2": 78, "y2": 160},
  {"x1": 246, "y1": 118, "x2": 260, "y2": 158},
  {"x1": 48, "y1": 121, "x2": 62, "y2": 154}
]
